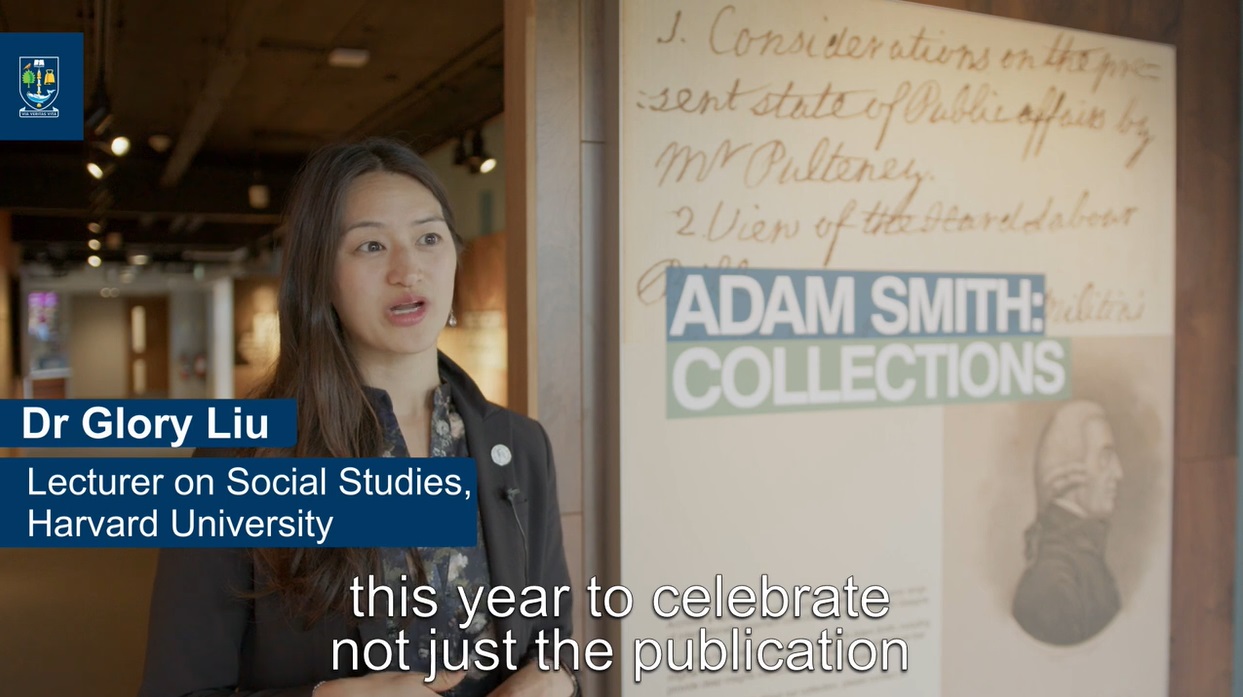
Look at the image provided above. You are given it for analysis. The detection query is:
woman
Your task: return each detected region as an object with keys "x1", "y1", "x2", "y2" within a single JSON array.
[{"x1": 138, "y1": 138, "x2": 578, "y2": 697}]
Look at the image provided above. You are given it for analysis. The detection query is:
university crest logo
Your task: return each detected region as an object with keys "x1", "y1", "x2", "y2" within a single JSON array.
[{"x1": 19, "y1": 56, "x2": 59, "y2": 118}]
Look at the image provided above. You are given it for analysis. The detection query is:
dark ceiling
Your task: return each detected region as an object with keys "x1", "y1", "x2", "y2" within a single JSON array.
[{"x1": 0, "y1": 0, "x2": 504, "y2": 268}]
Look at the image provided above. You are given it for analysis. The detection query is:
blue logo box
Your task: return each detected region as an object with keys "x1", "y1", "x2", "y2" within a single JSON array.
[{"x1": 0, "y1": 33, "x2": 84, "y2": 141}]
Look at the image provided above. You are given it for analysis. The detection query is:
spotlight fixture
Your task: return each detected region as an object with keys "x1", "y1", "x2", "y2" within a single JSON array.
[
  {"x1": 88, "y1": 186, "x2": 114, "y2": 215},
  {"x1": 455, "y1": 129, "x2": 497, "y2": 175},
  {"x1": 328, "y1": 47, "x2": 370, "y2": 68},
  {"x1": 128, "y1": 252, "x2": 150, "y2": 266},
  {"x1": 472, "y1": 130, "x2": 496, "y2": 174},
  {"x1": 148, "y1": 134, "x2": 172, "y2": 153},
  {"x1": 247, "y1": 159, "x2": 270, "y2": 209},
  {"x1": 248, "y1": 184, "x2": 269, "y2": 209},
  {"x1": 87, "y1": 255, "x2": 102, "y2": 268},
  {"x1": 83, "y1": 124, "x2": 130, "y2": 181},
  {"x1": 85, "y1": 82, "x2": 113, "y2": 136},
  {"x1": 88, "y1": 239, "x2": 101, "y2": 251},
  {"x1": 87, "y1": 221, "x2": 102, "y2": 234},
  {"x1": 86, "y1": 158, "x2": 114, "y2": 180}
]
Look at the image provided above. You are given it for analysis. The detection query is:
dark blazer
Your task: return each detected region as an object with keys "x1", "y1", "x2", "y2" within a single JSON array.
[{"x1": 137, "y1": 354, "x2": 576, "y2": 697}]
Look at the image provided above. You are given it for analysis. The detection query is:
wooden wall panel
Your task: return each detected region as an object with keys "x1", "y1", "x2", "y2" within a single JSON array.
[
  {"x1": 1167, "y1": 6, "x2": 1242, "y2": 680},
  {"x1": 1171, "y1": 0, "x2": 1240, "y2": 462},
  {"x1": 505, "y1": 0, "x2": 603, "y2": 691},
  {"x1": 911, "y1": 2, "x2": 1241, "y2": 695},
  {"x1": 1171, "y1": 455, "x2": 1238, "y2": 695},
  {"x1": 531, "y1": 0, "x2": 586, "y2": 516}
]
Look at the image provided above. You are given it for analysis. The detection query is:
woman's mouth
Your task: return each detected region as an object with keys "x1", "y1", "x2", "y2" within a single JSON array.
[
  {"x1": 391, "y1": 300, "x2": 424, "y2": 315},
  {"x1": 388, "y1": 298, "x2": 428, "y2": 326}
]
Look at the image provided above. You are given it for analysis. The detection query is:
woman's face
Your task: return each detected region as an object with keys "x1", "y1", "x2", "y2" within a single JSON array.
[{"x1": 331, "y1": 171, "x2": 457, "y2": 369}]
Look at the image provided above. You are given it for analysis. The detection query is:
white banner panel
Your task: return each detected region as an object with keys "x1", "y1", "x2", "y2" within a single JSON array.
[{"x1": 619, "y1": 2, "x2": 1174, "y2": 696}]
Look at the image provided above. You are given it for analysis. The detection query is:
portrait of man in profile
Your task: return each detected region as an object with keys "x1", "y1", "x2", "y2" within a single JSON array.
[{"x1": 1012, "y1": 400, "x2": 1124, "y2": 646}]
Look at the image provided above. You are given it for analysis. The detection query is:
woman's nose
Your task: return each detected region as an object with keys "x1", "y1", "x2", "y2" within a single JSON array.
[{"x1": 387, "y1": 246, "x2": 422, "y2": 287}]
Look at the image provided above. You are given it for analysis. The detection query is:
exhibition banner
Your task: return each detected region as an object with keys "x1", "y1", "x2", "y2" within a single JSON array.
[{"x1": 620, "y1": 1, "x2": 1174, "y2": 695}]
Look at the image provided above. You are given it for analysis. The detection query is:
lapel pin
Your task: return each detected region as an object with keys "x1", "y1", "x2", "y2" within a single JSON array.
[{"x1": 491, "y1": 444, "x2": 512, "y2": 466}]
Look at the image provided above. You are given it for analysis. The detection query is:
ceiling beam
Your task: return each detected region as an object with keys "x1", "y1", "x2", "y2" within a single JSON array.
[
  {"x1": 159, "y1": 0, "x2": 284, "y2": 187},
  {"x1": 345, "y1": 25, "x2": 504, "y2": 140},
  {"x1": 11, "y1": 214, "x2": 272, "y2": 248},
  {"x1": 396, "y1": 67, "x2": 503, "y2": 153},
  {"x1": 0, "y1": 151, "x2": 290, "y2": 221}
]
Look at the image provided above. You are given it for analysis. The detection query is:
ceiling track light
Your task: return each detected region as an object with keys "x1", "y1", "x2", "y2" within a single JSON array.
[
  {"x1": 86, "y1": 158, "x2": 114, "y2": 180},
  {"x1": 458, "y1": 129, "x2": 497, "y2": 175},
  {"x1": 84, "y1": 81, "x2": 112, "y2": 137},
  {"x1": 249, "y1": 184, "x2": 270, "y2": 209},
  {"x1": 249, "y1": 162, "x2": 269, "y2": 209},
  {"x1": 327, "y1": 47, "x2": 370, "y2": 68},
  {"x1": 88, "y1": 133, "x2": 130, "y2": 158},
  {"x1": 83, "y1": 130, "x2": 128, "y2": 184}
]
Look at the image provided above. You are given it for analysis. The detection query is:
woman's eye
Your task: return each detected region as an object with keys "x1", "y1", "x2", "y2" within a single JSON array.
[
  {"x1": 421, "y1": 232, "x2": 442, "y2": 245},
  {"x1": 356, "y1": 240, "x2": 384, "y2": 253}
]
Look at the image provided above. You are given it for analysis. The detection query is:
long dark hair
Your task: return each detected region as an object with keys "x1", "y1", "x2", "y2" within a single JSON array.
[{"x1": 251, "y1": 137, "x2": 462, "y2": 627}]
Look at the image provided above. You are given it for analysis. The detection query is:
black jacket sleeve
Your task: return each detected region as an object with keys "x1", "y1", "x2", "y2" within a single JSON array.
[
  {"x1": 136, "y1": 547, "x2": 314, "y2": 697},
  {"x1": 136, "y1": 447, "x2": 316, "y2": 697}
]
